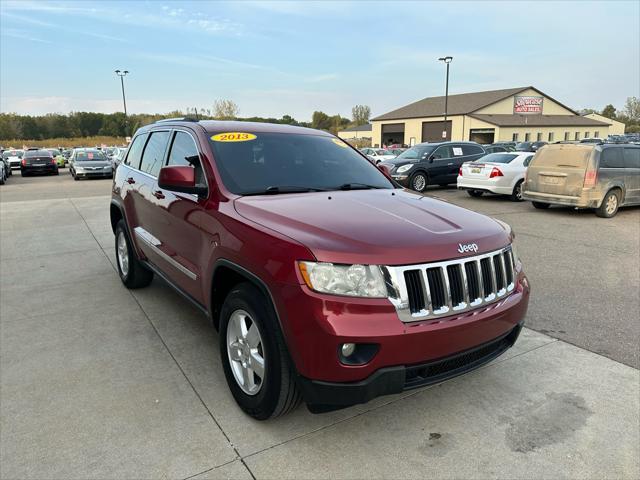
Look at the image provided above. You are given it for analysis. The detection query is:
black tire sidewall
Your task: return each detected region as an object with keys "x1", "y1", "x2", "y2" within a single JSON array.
[
  {"x1": 597, "y1": 190, "x2": 619, "y2": 218},
  {"x1": 114, "y1": 222, "x2": 133, "y2": 283},
  {"x1": 512, "y1": 180, "x2": 524, "y2": 201},
  {"x1": 219, "y1": 284, "x2": 284, "y2": 420}
]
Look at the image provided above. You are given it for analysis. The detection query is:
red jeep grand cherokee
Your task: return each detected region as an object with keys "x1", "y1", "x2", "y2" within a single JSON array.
[{"x1": 110, "y1": 119, "x2": 530, "y2": 419}]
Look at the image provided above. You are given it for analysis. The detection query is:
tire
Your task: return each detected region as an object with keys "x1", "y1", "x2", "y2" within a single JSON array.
[
  {"x1": 410, "y1": 172, "x2": 428, "y2": 192},
  {"x1": 596, "y1": 189, "x2": 620, "y2": 218},
  {"x1": 73, "y1": 172, "x2": 79, "y2": 181},
  {"x1": 21, "y1": 171, "x2": 27, "y2": 177},
  {"x1": 220, "y1": 283, "x2": 301, "y2": 420},
  {"x1": 0, "y1": 174, "x2": 5, "y2": 185},
  {"x1": 114, "y1": 220, "x2": 153, "y2": 288},
  {"x1": 510, "y1": 180, "x2": 524, "y2": 202},
  {"x1": 54, "y1": 169, "x2": 59, "y2": 176},
  {"x1": 532, "y1": 201, "x2": 550, "y2": 209},
  {"x1": 466, "y1": 190, "x2": 483, "y2": 197}
]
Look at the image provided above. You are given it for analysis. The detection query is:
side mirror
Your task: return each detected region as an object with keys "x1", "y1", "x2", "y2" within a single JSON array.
[
  {"x1": 158, "y1": 165, "x2": 207, "y2": 196},
  {"x1": 377, "y1": 163, "x2": 392, "y2": 179}
]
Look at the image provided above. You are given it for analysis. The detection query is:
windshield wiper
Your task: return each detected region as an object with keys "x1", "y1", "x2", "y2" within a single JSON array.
[
  {"x1": 338, "y1": 183, "x2": 385, "y2": 190},
  {"x1": 243, "y1": 185, "x2": 328, "y2": 196}
]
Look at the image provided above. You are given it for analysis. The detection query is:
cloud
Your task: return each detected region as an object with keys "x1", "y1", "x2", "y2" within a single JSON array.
[
  {"x1": 0, "y1": 95, "x2": 183, "y2": 115},
  {"x1": 1, "y1": 28, "x2": 52, "y2": 44}
]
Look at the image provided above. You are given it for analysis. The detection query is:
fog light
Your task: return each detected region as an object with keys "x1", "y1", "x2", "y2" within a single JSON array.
[{"x1": 341, "y1": 343, "x2": 356, "y2": 357}]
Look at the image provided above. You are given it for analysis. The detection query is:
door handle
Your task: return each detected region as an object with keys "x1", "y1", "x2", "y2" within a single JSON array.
[
  {"x1": 153, "y1": 190, "x2": 165, "y2": 199},
  {"x1": 126, "y1": 177, "x2": 135, "y2": 184},
  {"x1": 447, "y1": 163, "x2": 454, "y2": 166}
]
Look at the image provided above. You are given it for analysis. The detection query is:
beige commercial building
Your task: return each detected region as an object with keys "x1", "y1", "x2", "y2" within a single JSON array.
[
  {"x1": 371, "y1": 86, "x2": 622, "y2": 146},
  {"x1": 583, "y1": 113, "x2": 626, "y2": 136},
  {"x1": 337, "y1": 124, "x2": 372, "y2": 140}
]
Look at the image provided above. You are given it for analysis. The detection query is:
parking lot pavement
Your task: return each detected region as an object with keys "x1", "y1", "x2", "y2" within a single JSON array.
[{"x1": 1, "y1": 176, "x2": 639, "y2": 479}]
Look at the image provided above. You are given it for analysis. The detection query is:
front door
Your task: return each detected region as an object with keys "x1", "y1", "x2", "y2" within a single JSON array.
[
  {"x1": 427, "y1": 145, "x2": 453, "y2": 184},
  {"x1": 146, "y1": 129, "x2": 208, "y2": 302}
]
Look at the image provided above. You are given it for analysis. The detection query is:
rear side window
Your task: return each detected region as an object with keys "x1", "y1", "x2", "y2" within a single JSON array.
[
  {"x1": 462, "y1": 144, "x2": 484, "y2": 156},
  {"x1": 623, "y1": 148, "x2": 640, "y2": 169},
  {"x1": 140, "y1": 131, "x2": 170, "y2": 177},
  {"x1": 599, "y1": 148, "x2": 625, "y2": 169},
  {"x1": 125, "y1": 133, "x2": 148, "y2": 169},
  {"x1": 523, "y1": 155, "x2": 534, "y2": 167}
]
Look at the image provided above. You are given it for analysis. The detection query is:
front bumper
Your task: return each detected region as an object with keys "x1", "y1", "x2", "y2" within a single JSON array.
[
  {"x1": 75, "y1": 170, "x2": 112, "y2": 178},
  {"x1": 275, "y1": 268, "x2": 530, "y2": 405},
  {"x1": 298, "y1": 323, "x2": 522, "y2": 408},
  {"x1": 391, "y1": 175, "x2": 410, "y2": 187}
]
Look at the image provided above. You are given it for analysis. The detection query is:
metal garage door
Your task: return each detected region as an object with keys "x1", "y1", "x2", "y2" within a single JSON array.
[
  {"x1": 422, "y1": 121, "x2": 451, "y2": 142},
  {"x1": 382, "y1": 123, "x2": 405, "y2": 146}
]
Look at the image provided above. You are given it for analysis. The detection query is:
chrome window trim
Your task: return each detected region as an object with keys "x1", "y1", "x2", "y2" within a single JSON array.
[
  {"x1": 134, "y1": 226, "x2": 197, "y2": 281},
  {"x1": 383, "y1": 246, "x2": 516, "y2": 323}
]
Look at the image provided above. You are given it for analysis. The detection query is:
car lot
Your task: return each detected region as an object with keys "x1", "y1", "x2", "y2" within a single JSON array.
[{"x1": 1, "y1": 173, "x2": 638, "y2": 478}]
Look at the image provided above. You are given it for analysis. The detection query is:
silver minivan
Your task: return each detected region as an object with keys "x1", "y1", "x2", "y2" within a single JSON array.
[{"x1": 523, "y1": 143, "x2": 640, "y2": 217}]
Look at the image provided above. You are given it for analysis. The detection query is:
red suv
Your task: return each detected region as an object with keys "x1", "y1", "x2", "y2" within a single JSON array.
[{"x1": 110, "y1": 119, "x2": 530, "y2": 419}]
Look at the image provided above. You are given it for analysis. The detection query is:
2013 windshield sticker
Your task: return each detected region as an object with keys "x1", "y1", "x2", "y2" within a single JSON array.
[
  {"x1": 211, "y1": 132, "x2": 257, "y2": 142},
  {"x1": 332, "y1": 138, "x2": 348, "y2": 148}
]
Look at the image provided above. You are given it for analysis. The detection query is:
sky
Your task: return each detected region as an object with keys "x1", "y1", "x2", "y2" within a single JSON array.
[{"x1": 1, "y1": 0, "x2": 638, "y2": 121}]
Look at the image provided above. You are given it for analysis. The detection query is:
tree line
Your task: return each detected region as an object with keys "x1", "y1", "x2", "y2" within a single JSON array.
[{"x1": 0, "y1": 100, "x2": 373, "y2": 142}]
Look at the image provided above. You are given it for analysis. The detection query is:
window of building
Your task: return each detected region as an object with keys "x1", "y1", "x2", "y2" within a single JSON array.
[
  {"x1": 584, "y1": 132, "x2": 590, "y2": 139},
  {"x1": 124, "y1": 133, "x2": 148, "y2": 169},
  {"x1": 564, "y1": 132, "x2": 570, "y2": 141},
  {"x1": 574, "y1": 132, "x2": 580, "y2": 140},
  {"x1": 512, "y1": 133, "x2": 519, "y2": 141},
  {"x1": 536, "y1": 132, "x2": 542, "y2": 141},
  {"x1": 140, "y1": 131, "x2": 170, "y2": 177},
  {"x1": 600, "y1": 148, "x2": 625, "y2": 168},
  {"x1": 594, "y1": 131, "x2": 600, "y2": 138},
  {"x1": 548, "y1": 132, "x2": 555, "y2": 142},
  {"x1": 525, "y1": 133, "x2": 531, "y2": 141}
]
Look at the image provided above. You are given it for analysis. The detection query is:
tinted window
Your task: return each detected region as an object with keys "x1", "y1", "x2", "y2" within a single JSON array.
[
  {"x1": 125, "y1": 133, "x2": 148, "y2": 169},
  {"x1": 140, "y1": 131, "x2": 170, "y2": 176},
  {"x1": 623, "y1": 148, "x2": 640, "y2": 169},
  {"x1": 462, "y1": 144, "x2": 484, "y2": 155},
  {"x1": 523, "y1": 155, "x2": 534, "y2": 167},
  {"x1": 478, "y1": 153, "x2": 518, "y2": 164},
  {"x1": 167, "y1": 131, "x2": 206, "y2": 186},
  {"x1": 599, "y1": 148, "x2": 625, "y2": 169},
  {"x1": 208, "y1": 132, "x2": 393, "y2": 195},
  {"x1": 25, "y1": 150, "x2": 52, "y2": 158},
  {"x1": 432, "y1": 145, "x2": 452, "y2": 159}
]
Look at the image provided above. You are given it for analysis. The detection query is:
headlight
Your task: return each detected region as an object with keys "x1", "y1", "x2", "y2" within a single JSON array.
[
  {"x1": 104, "y1": 165, "x2": 111, "y2": 170},
  {"x1": 298, "y1": 262, "x2": 387, "y2": 298},
  {"x1": 396, "y1": 164, "x2": 414, "y2": 173}
]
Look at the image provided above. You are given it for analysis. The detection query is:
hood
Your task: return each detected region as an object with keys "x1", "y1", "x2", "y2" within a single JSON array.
[{"x1": 234, "y1": 189, "x2": 511, "y2": 265}]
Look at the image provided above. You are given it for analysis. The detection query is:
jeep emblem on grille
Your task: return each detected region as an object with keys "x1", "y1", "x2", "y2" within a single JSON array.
[{"x1": 457, "y1": 243, "x2": 479, "y2": 254}]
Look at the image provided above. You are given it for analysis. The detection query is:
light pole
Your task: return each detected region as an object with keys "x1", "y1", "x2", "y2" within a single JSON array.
[
  {"x1": 115, "y1": 69, "x2": 129, "y2": 134},
  {"x1": 438, "y1": 56, "x2": 453, "y2": 140}
]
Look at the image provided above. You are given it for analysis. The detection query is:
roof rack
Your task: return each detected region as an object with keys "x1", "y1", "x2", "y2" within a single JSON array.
[{"x1": 154, "y1": 117, "x2": 199, "y2": 124}]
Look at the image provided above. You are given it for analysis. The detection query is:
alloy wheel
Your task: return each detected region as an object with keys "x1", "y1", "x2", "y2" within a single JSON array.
[
  {"x1": 226, "y1": 309, "x2": 265, "y2": 395},
  {"x1": 412, "y1": 174, "x2": 426, "y2": 192},
  {"x1": 116, "y1": 231, "x2": 129, "y2": 277},
  {"x1": 605, "y1": 194, "x2": 618, "y2": 215}
]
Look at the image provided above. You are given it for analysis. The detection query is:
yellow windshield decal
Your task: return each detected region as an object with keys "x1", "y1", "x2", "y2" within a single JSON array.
[{"x1": 211, "y1": 132, "x2": 257, "y2": 142}]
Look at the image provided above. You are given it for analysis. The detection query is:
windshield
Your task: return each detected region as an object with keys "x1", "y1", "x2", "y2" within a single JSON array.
[
  {"x1": 208, "y1": 132, "x2": 393, "y2": 195},
  {"x1": 3, "y1": 150, "x2": 23, "y2": 158},
  {"x1": 396, "y1": 144, "x2": 435, "y2": 161},
  {"x1": 476, "y1": 153, "x2": 518, "y2": 164},
  {"x1": 75, "y1": 150, "x2": 107, "y2": 161}
]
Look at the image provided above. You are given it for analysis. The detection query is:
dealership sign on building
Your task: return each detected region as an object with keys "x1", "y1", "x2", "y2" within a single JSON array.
[{"x1": 513, "y1": 96, "x2": 543, "y2": 114}]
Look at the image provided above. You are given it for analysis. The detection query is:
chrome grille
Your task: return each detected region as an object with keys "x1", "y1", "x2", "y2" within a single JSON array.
[{"x1": 383, "y1": 247, "x2": 516, "y2": 323}]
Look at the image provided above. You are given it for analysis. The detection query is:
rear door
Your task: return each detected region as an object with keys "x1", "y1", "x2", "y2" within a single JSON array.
[
  {"x1": 147, "y1": 129, "x2": 208, "y2": 301},
  {"x1": 118, "y1": 133, "x2": 148, "y2": 238},
  {"x1": 526, "y1": 145, "x2": 593, "y2": 198},
  {"x1": 623, "y1": 147, "x2": 640, "y2": 204},
  {"x1": 598, "y1": 147, "x2": 627, "y2": 201}
]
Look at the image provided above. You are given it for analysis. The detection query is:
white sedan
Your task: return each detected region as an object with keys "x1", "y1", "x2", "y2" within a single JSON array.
[
  {"x1": 360, "y1": 148, "x2": 397, "y2": 164},
  {"x1": 457, "y1": 151, "x2": 534, "y2": 201}
]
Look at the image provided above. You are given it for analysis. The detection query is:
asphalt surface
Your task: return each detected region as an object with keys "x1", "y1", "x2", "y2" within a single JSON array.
[{"x1": 1, "y1": 170, "x2": 639, "y2": 479}]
